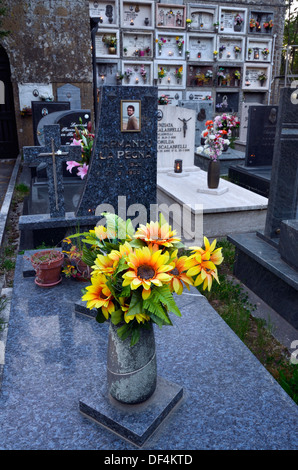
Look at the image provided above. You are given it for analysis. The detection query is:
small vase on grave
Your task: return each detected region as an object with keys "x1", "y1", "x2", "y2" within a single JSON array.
[{"x1": 207, "y1": 160, "x2": 220, "y2": 189}]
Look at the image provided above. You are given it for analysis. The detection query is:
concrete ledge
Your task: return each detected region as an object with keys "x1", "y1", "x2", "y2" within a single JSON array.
[
  {"x1": 0, "y1": 288, "x2": 12, "y2": 390},
  {"x1": 279, "y1": 219, "x2": 298, "y2": 270},
  {"x1": 195, "y1": 148, "x2": 245, "y2": 175},
  {"x1": 0, "y1": 155, "x2": 22, "y2": 248},
  {"x1": 228, "y1": 232, "x2": 298, "y2": 329},
  {"x1": 228, "y1": 165, "x2": 271, "y2": 198}
]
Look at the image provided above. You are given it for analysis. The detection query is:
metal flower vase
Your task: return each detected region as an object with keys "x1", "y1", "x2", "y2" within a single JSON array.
[
  {"x1": 107, "y1": 322, "x2": 157, "y2": 404},
  {"x1": 207, "y1": 160, "x2": 220, "y2": 189}
]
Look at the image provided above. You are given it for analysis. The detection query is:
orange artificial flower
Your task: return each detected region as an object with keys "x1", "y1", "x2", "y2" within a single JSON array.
[
  {"x1": 185, "y1": 237, "x2": 223, "y2": 291},
  {"x1": 82, "y1": 272, "x2": 115, "y2": 318},
  {"x1": 169, "y1": 251, "x2": 193, "y2": 295},
  {"x1": 134, "y1": 220, "x2": 181, "y2": 248}
]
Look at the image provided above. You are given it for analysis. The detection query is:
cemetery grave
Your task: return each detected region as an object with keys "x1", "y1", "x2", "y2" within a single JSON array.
[
  {"x1": 228, "y1": 104, "x2": 278, "y2": 197},
  {"x1": 0, "y1": 82, "x2": 297, "y2": 449},
  {"x1": 229, "y1": 87, "x2": 298, "y2": 330}
]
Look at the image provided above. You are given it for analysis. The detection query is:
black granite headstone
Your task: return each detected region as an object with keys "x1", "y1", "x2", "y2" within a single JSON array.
[
  {"x1": 56, "y1": 110, "x2": 91, "y2": 145},
  {"x1": 264, "y1": 88, "x2": 298, "y2": 240},
  {"x1": 37, "y1": 110, "x2": 91, "y2": 147},
  {"x1": 32, "y1": 101, "x2": 70, "y2": 145},
  {"x1": 215, "y1": 92, "x2": 239, "y2": 113},
  {"x1": 76, "y1": 86, "x2": 158, "y2": 218},
  {"x1": 23, "y1": 125, "x2": 82, "y2": 217},
  {"x1": 245, "y1": 105, "x2": 278, "y2": 166},
  {"x1": 228, "y1": 88, "x2": 298, "y2": 329}
]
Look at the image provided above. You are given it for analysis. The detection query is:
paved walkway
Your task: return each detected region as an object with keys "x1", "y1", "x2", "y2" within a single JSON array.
[{"x1": 0, "y1": 160, "x2": 15, "y2": 210}]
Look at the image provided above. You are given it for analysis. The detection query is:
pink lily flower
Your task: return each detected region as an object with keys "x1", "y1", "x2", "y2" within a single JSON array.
[
  {"x1": 66, "y1": 161, "x2": 81, "y2": 173},
  {"x1": 71, "y1": 138, "x2": 83, "y2": 147},
  {"x1": 77, "y1": 163, "x2": 89, "y2": 179}
]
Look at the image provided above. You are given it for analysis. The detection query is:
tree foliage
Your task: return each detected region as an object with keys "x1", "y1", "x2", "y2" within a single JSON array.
[
  {"x1": 0, "y1": 0, "x2": 9, "y2": 38},
  {"x1": 281, "y1": 2, "x2": 298, "y2": 77}
]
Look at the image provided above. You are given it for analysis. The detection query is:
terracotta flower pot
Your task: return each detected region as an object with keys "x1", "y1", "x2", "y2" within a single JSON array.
[{"x1": 31, "y1": 250, "x2": 64, "y2": 287}]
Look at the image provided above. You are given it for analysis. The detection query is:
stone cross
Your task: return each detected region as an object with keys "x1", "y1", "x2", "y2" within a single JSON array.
[{"x1": 23, "y1": 124, "x2": 82, "y2": 217}]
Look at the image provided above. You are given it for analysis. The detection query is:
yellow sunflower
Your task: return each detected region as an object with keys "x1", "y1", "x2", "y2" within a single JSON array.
[
  {"x1": 108, "y1": 241, "x2": 133, "y2": 265},
  {"x1": 120, "y1": 299, "x2": 150, "y2": 324},
  {"x1": 169, "y1": 251, "x2": 193, "y2": 295},
  {"x1": 89, "y1": 225, "x2": 116, "y2": 241},
  {"x1": 82, "y1": 272, "x2": 115, "y2": 318},
  {"x1": 185, "y1": 237, "x2": 223, "y2": 291},
  {"x1": 122, "y1": 246, "x2": 173, "y2": 299},
  {"x1": 92, "y1": 254, "x2": 115, "y2": 275},
  {"x1": 134, "y1": 221, "x2": 181, "y2": 248}
]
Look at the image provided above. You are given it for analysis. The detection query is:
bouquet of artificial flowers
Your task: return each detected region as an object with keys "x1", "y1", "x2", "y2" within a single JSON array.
[
  {"x1": 197, "y1": 120, "x2": 230, "y2": 161},
  {"x1": 78, "y1": 213, "x2": 223, "y2": 345},
  {"x1": 67, "y1": 119, "x2": 94, "y2": 179}
]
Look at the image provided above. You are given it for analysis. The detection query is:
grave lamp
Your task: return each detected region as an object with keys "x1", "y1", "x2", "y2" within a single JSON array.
[
  {"x1": 99, "y1": 17, "x2": 103, "y2": 23},
  {"x1": 135, "y1": 77, "x2": 139, "y2": 84},
  {"x1": 254, "y1": 48, "x2": 259, "y2": 59},
  {"x1": 174, "y1": 159, "x2": 183, "y2": 173},
  {"x1": 101, "y1": 74, "x2": 105, "y2": 82},
  {"x1": 130, "y1": 19, "x2": 134, "y2": 26},
  {"x1": 167, "y1": 76, "x2": 171, "y2": 83}
]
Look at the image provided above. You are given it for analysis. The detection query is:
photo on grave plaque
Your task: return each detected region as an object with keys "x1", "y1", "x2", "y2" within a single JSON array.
[{"x1": 121, "y1": 100, "x2": 141, "y2": 132}]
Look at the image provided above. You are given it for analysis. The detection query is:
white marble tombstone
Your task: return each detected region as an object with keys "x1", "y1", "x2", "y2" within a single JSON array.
[{"x1": 157, "y1": 105, "x2": 196, "y2": 172}]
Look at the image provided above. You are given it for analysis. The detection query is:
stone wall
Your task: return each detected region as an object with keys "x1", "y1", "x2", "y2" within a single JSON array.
[{"x1": 1, "y1": 0, "x2": 93, "y2": 147}]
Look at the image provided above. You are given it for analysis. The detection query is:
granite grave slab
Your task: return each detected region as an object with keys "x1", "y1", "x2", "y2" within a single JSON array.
[
  {"x1": 57, "y1": 84, "x2": 81, "y2": 109},
  {"x1": 76, "y1": 86, "x2": 158, "y2": 218},
  {"x1": 228, "y1": 105, "x2": 277, "y2": 197},
  {"x1": 22, "y1": 125, "x2": 82, "y2": 218},
  {"x1": 37, "y1": 110, "x2": 91, "y2": 146},
  {"x1": 0, "y1": 255, "x2": 297, "y2": 450},
  {"x1": 178, "y1": 99, "x2": 213, "y2": 148},
  {"x1": 32, "y1": 101, "x2": 70, "y2": 146},
  {"x1": 229, "y1": 87, "x2": 298, "y2": 329}
]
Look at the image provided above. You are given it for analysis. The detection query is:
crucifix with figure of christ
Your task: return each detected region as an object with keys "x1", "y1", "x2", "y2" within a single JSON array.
[{"x1": 23, "y1": 124, "x2": 82, "y2": 218}]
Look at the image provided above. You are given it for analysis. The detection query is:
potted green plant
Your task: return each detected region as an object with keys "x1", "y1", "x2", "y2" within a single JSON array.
[
  {"x1": 30, "y1": 250, "x2": 64, "y2": 287},
  {"x1": 213, "y1": 21, "x2": 219, "y2": 32},
  {"x1": 102, "y1": 35, "x2": 117, "y2": 54},
  {"x1": 258, "y1": 72, "x2": 267, "y2": 85},
  {"x1": 62, "y1": 236, "x2": 92, "y2": 282}
]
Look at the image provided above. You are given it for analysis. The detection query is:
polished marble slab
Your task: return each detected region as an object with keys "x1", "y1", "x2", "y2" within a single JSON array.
[{"x1": 0, "y1": 254, "x2": 297, "y2": 450}]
